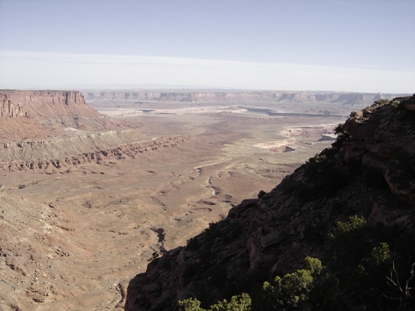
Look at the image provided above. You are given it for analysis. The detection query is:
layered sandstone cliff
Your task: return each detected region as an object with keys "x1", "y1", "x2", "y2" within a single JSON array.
[
  {"x1": 0, "y1": 90, "x2": 150, "y2": 170},
  {"x1": 1, "y1": 132, "x2": 187, "y2": 172},
  {"x1": 84, "y1": 90, "x2": 402, "y2": 105},
  {"x1": 125, "y1": 95, "x2": 415, "y2": 310},
  {"x1": 1, "y1": 90, "x2": 99, "y2": 119},
  {"x1": 0, "y1": 90, "x2": 116, "y2": 142}
]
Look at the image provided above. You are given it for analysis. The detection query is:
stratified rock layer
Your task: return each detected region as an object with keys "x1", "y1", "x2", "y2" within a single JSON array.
[
  {"x1": 0, "y1": 90, "x2": 115, "y2": 142},
  {"x1": 84, "y1": 90, "x2": 399, "y2": 105},
  {"x1": 1, "y1": 90, "x2": 100, "y2": 120},
  {"x1": 0, "y1": 90, "x2": 164, "y2": 171},
  {"x1": 1, "y1": 133, "x2": 187, "y2": 172},
  {"x1": 125, "y1": 95, "x2": 415, "y2": 310}
]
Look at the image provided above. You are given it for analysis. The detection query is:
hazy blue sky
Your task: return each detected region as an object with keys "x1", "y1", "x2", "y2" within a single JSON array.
[{"x1": 0, "y1": 0, "x2": 414, "y2": 92}]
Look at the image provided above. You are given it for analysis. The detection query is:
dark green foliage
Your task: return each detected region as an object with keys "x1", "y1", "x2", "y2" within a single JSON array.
[
  {"x1": 327, "y1": 215, "x2": 368, "y2": 267},
  {"x1": 296, "y1": 153, "x2": 351, "y2": 200},
  {"x1": 251, "y1": 257, "x2": 347, "y2": 311},
  {"x1": 179, "y1": 297, "x2": 204, "y2": 311},
  {"x1": 179, "y1": 215, "x2": 415, "y2": 311},
  {"x1": 325, "y1": 216, "x2": 415, "y2": 310},
  {"x1": 204, "y1": 222, "x2": 220, "y2": 242},
  {"x1": 390, "y1": 100, "x2": 401, "y2": 109},
  {"x1": 210, "y1": 293, "x2": 251, "y2": 311},
  {"x1": 179, "y1": 293, "x2": 251, "y2": 311},
  {"x1": 374, "y1": 98, "x2": 390, "y2": 106},
  {"x1": 332, "y1": 122, "x2": 350, "y2": 149}
]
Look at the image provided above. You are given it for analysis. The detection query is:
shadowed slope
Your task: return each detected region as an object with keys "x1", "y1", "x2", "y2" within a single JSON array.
[{"x1": 125, "y1": 95, "x2": 415, "y2": 310}]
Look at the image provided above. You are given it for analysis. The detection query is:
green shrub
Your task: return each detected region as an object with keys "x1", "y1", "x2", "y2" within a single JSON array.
[
  {"x1": 178, "y1": 297, "x2": 204, "y2": 311},
  {"x1": 328, "y1": 215, "x2": 368, "y2": 268},
  {"x1": 253, "y1": 257, "x2": 342, "y2": 311},
  {"x1": 179, "y1": 293, "x2": 251, "y2": 311},
  {"x1": 374, "y1": 98, "x2": 390, "y2": 106},
  {"x1": 390, "y1": 100, "x2": 401, "y2": 109},
  {"x1": 210, "y1": 293, "x2": 251, "y2": 311},
  {"x1": 332, "y1": 122, "x2": 350, "y2": 149}
]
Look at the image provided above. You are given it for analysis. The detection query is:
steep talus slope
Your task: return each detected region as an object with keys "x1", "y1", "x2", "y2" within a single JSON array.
[{"x1": 125, "y1": 95, "x2": 415, "y2": 310}]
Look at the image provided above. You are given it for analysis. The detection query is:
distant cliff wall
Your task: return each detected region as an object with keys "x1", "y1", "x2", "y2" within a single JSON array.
[
  {"x1": 0, "y1": 90, "x2": 191, "y2": 171},
  {"x1": 83, "y1": 90, "x2": 405, "y2": 105},
  {"x1": 0, "y1": 90, "x2": 116, "y2": 142},
  {"x1": 0, "y1": 90, "x2": 101, "y2": 119},
  {"x1": 0, "y1": 94, "x2": 28, "y2": 117}
]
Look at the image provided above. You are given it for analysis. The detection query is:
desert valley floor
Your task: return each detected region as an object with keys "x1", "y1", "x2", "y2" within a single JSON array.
[{"x1": 0, "y1": 92, "x2": 374, "y2": 310}]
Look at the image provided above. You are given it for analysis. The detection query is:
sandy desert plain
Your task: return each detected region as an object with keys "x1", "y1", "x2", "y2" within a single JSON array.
[{"x1": 0, "y1": 92, "x2": 372, "y2": 310}]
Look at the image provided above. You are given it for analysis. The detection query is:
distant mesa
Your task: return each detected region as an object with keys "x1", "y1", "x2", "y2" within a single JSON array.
[
  {"x1": 0, "y1": 90, "x2": 114, "y2": 130},
  {"x1": 0, "y1": 90, "x2": 118, "y2": 143},
  {"x1": 1, "y1": 90, "x2": 90, "y2": 118},
  {"x1": 83, "y1": 90, "x2": 400, "y2": 105},
  {"x1": 0, "y1": 90, "x2": 190, "y2": 172}
]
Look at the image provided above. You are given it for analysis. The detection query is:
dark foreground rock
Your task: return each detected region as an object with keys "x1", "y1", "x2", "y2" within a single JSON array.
[{"x1": 125, "y1": 95, "x2": 415, "y2": 310}]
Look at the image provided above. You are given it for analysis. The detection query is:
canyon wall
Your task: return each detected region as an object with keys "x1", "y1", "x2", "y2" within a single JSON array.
[
  {"x1": 0, "y1": 90, "x2": 133, "y2": 170},
  {"x1": 83, "y1": 90, "x2": 404, "y2": 105},
  {"x1": 0, "y1": 90, "x2": 115, "y2": 137},
  {"x1": 1, "y1": 90, "x2": 99, "y2": 119},
  {"x1": 1, "y1": 132, "x2": 187, "y2": 172}
]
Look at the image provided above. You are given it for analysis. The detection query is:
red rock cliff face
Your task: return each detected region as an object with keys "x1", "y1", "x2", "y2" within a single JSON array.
[
  {"x1": 0, "y1": 94, "x2": 28, "y2": 117},
  {"x1": 0, "y1": 90, "x2": 101, "y2": 119},
  {"x1": 0, "y1": 90, "x2": 116, "y2": 142}
]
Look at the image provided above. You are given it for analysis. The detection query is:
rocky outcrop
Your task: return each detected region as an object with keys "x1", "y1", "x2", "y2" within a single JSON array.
[
  {"x1": 0, "y1": 90, "x2": 116, "y2": 142},
  {"x1": 125, "y1": 95, "x2": 415, "y2": 310},
  {"x1": 0, "y1": 90, "x2": 138, "y2": 171},
  {"x1": 1, "y1": 90, "x2": 99, "y2": 119},
  {"x1": 0, "y1": 95, "x2": 28, "y2": 117},
  {"x1": 0, "y1": 132, "x2": 188, "y2": 172},
  {"x1": 339, "y1": 95, "x2": 415, "y2": 204}
]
